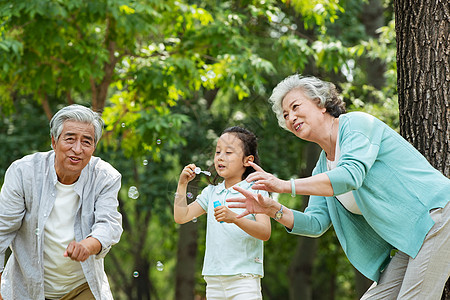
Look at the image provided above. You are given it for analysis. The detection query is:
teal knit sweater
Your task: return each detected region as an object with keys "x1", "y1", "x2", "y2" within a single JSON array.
[{"x1": 289, "y1": 112, "x2": 450, "y2": 281}]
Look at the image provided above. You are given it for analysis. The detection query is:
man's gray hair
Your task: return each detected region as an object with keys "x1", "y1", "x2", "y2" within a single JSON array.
[
  {"x1": 50, "y1": 104, "x2": 104, "y2": 145},
  {"x1": 269, "y1": 74, "x2": 345, "y2": 130}
]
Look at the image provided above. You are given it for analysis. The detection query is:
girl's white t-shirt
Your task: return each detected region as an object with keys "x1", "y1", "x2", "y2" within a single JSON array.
[
  {"x1": 195, "y1": 180, "x2": 268, "y2": 277},
  {"x1": 43, "y1": 181, "x2": 86, "y2": 298},
  {"x1": 327, "y1": 128, "x2": 363, "y2": 215}
]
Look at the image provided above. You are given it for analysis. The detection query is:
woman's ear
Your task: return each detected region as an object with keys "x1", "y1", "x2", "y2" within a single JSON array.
[{"x1": 244, "y1": 155, "x2": 254, "y2": 166}]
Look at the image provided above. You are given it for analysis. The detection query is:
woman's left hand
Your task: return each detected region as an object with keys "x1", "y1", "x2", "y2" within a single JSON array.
[
  {"x1": 246, "y1": 161, "x2": 289, "y2": 194},
  {"x1": 214, "y1": 206, "x2": 238, "y2": 223},
  {"x1": 226, "y1": 186, "x2": 276, "y2": 218}
]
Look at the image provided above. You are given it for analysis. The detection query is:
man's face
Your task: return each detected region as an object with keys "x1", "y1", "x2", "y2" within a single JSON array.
[{"x1": 52, "y1": 120, "x2": 96, "y2": 184}]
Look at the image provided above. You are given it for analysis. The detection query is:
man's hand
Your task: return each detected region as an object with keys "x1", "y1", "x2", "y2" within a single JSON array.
[{"x1": 64, "y1": 237, "x2": 101, "y2": 262}]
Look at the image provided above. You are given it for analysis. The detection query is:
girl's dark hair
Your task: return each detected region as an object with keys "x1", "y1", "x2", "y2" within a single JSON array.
[{"x1": 209, "y1": 126, "x2": 260, "y2": 184}]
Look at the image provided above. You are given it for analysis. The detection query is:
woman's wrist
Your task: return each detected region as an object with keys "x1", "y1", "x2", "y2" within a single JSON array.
[{"x1": 268, "y1": 201, "x2": 282, "y2": 218}]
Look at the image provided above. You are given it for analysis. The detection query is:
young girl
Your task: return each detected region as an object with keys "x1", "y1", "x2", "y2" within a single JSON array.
[{"x1": 174, "y1": 126, "x2": 271, "y2": 300}]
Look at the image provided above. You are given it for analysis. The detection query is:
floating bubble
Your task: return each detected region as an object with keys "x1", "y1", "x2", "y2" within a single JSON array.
[
  {"x1": 156, "y1": 261, "x2": 164, "y2": 271},
  {"x1": 133, "y1": 271, "x2": 139, "y2": 278},
  {"x1": 35, "y1": 228, "x2": 40, "y2": 236},
  {"x1": 121, "y1": 123, "x2": 126, "y2": 128},
  {"x1": 156, "y1": 139, "x2": 162, "y2": 145},
  {"x1": 128, "y1": 186, "x2": 139, "y2": 199},
  {"x1": 143, "y1": 159, "x2": 148, "y2": 166},
  {"x1": 187, "y1": 192, "x2": 193, "y2": 199},
  {"x1": 192, "y1": 217, "x2": 197, "y2": 223}
]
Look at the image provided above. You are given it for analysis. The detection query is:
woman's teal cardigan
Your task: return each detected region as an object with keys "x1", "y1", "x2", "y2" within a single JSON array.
[{"x1": 289, "y1": 112, "x2": 450, "y2": 281}]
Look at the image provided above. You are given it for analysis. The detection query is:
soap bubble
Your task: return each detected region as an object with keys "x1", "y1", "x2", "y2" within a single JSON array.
[
  {"x1": 128, "y1": 186, "x2": 140, "y2": 199},
  {"x1": 156, "y1": 261, "x2": 164, "y2": 271},
  {"x1": 35, "y1": 228, "x2": 40, "y2": 236},
  {"x1": 121, "y1": 123, "x2": 126, "y2": 128},
  {"x1": 192, "y1": 217, "x2": 197, "y2": 223},
  {"x1": 143, "y1": 159, "x2": 148, "y2": 166},
  {"x1": 156, "y1": 139, "x2": 162, "y2": 145},
  {"x1": 187, "y1": 192, "x2": 193, "y2": 199},
  {"x1": 133, "y1": 271, "x2": 139, "y2": 278}
]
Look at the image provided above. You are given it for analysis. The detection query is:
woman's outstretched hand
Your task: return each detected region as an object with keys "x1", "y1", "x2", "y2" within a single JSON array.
[
  {"x1": 226, "y1": 186, "x2": 275, "y2": 218},
  {"x1": 246, "y1": 161, "x2": 289, "y2": 194}
]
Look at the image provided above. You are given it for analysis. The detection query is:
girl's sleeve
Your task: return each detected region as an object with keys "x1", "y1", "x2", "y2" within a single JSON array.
[
  {"x1": 256, "y1": 189, "x2": 269, "y2": 198},
  {"x1": 195, "y1": 185, "x2": 211, "y2": 212},
  {"x1": 326, "y1": 114, "x2": 382, "y2": 195}
]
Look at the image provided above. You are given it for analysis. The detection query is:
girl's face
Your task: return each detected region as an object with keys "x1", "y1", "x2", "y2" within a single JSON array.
[
  {"x1": 214, "y1": 132, "x2": 253, "y2": 187},
  {"x1": 282, "y1": 88, "x2": 326, "y2": 143}
]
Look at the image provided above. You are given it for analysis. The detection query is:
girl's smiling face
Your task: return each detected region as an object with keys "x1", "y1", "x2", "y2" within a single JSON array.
[
  {"x1": 282, "y1": 88, "x2": 326, "y2": 143},
  {"x1": 214, "y1": 132, "x2": 252, "y2": 188}
]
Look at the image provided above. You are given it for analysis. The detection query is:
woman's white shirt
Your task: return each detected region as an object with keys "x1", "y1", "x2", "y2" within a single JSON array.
[{"x1": 326, "y1": 128, "x2": 362, "y2": 215}]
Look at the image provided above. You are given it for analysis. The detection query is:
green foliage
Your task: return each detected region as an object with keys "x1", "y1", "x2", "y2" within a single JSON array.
[
  {"x1": 0, "y1": 0, "x2": 400, "y2": 299},
  {"x1": 0, "y1": 99, "x2": 50, "y2": 180},
  {"x1": 282, "y1": 0, "x2": 344, "y2": 31}
]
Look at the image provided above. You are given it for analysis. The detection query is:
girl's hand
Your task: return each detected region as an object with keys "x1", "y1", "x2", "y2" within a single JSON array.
[
  {"x1": 226, "y1": 186, "x2": 275, "y2": 218},
  {"x1": 214, "y1": 206, "x2": 238, "y2": 223},
  {"x1": 179, "y1": 164, "x2": 197, "y2": 185},
  {"x1": 246, "y1": 161, "x2": 289, "y2": 194}
]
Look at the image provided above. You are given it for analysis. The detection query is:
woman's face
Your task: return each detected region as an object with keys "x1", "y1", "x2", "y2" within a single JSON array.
[{"x1": 282, "y1": 88, "x2": 326, "y2": 142}]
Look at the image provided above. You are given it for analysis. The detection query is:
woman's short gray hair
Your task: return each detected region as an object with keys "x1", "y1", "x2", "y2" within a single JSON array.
[
  {"x1": 50, "y1": 104, "x2": 104, "y2": 145},
  {"x1": 269, "y1": 74, "x2": 346, "y2": 129}
]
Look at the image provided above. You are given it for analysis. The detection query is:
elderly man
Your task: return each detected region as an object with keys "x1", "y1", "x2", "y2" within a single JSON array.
[{"x1": 0, "y1": 105, "x2": 123, "y2": 299}]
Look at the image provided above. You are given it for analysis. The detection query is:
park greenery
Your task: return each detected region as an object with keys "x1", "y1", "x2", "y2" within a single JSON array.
[{"x1": 0, "y1": 0, "x2": 401, "y2": 299}]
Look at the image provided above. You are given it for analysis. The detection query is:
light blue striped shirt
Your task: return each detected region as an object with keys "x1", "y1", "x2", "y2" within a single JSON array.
[{"x1": 0, "y1": 151, "x2": 123, "y2": 299}]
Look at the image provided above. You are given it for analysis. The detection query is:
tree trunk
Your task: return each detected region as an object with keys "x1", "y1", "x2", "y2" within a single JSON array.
[
  {"x1": 288, "y1": 143, "x2": 321, "y2": 299},
  {"x1": 288, "y1": 234, "x2": 318, "y2": 300},
  {"x1": 395, "y1": 0, "x2": 450, "y2": 298},
  {"x1": 175, "y1": 181, "x2": 200, "y2": 300}
]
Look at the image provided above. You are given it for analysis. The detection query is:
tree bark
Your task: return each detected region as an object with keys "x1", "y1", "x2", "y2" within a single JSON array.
[
  {"x1": 175, "y1": 181, "x2": 200, "y2": 300},
  {"x1": 288, "y1": 143, "x2": 321, "y2": 299},
  {"x1": 395, "y1": 0, "x2": 449, "y2": 298}
]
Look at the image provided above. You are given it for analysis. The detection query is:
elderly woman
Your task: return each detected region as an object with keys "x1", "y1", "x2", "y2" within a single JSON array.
[{"x1": 228, "y1": 75, "x2": 450, "y2": 299}]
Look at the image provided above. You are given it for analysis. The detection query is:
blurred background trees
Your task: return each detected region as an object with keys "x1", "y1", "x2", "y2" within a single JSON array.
[{"x1": 1, "y1": 0, "x2": 447, "y2": 299}]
